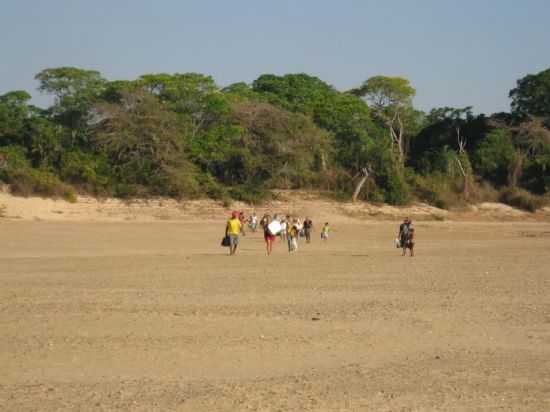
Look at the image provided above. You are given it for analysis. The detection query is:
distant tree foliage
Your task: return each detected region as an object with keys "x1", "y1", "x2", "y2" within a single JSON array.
[
  {"x1": 510, "y1": 68, "x2": 550, "y2": 118},
  {"x1": 0, "y1": 66, "x2": 548, "y2": 208}
]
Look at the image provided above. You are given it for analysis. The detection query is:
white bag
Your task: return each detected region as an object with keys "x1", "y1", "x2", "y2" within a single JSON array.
[
  {"x1": 395, "y1": 238, "x2": 401, "y2": 248},
  {"x1": 267, "y1": 220, "x2": 282, "y2": 235}
]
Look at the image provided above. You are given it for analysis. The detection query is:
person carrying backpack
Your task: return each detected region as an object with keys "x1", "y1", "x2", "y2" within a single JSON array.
[
  {"x1": 288, "y1": 219, "x2": 299, "y2": 252},
  {"x1": 398, "y1": 217, "x2": 412, "y2": 255}
]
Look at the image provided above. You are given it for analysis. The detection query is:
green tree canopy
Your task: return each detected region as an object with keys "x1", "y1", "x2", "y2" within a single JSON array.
[
  {"x1": 351, "y1": 76, "x2": 416, "y2": 110},
  {"x1": 1, "y1": 66, "x2": 549, "y2": 207},
  {"x1": 35, "y1": 67, "x2": 106, "y2": 114},
  {"x1": 35, "y1": 67, "x2": 107, "y2": 147},
  {"x1": 252, "y1": 73, "x2": 335, "y2": 114},
  {"x1": 472, "y1": 129, "x2": 517, "y2": 186},
  {"x1": 510, "y1": 68, "x2": 550, "y2": 118},
  {"x1": 0, "y1": 90, "x2": 33, "y2": 145},
  {"x1": 139, "y1": 73, "x2": 230, "y2": 136},
  {"x1": 93, "y1": 90, "x2": 197, "y2": 197}
]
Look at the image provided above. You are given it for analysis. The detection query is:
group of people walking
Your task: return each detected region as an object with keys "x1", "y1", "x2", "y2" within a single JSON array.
[
  {"x1": 224, "y1": 211, "x2": 330, "y2": 256},
  {"x1": 225, "y1": 211, "x2": 415, "y2": 257}
]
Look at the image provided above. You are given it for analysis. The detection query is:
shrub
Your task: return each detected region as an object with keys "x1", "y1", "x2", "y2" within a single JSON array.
[
  {"x1": 64, "y1": 190, "x2": 78, "y2": 203},
  {"x1": 113, "y1": 183, "x2": 148, "y2": 198},
  {"x1": 0, "y1": 146, "x2": 76, "y2": 201},
  {"x1": 379, "y1": 168, "x2": 411, "y2": 205},
  {"x1": 0, "y1": 145, "x2": 30, "y2": 180},
  {"x1": 59, "y1": 150, "x2": 110, "y2": 190},
  {"x1": 196, "y1": 173, "x2": 229, "y2": 200},
  {"x1": 221, "y1": 197, "x2": 233, "y2": 208},
  {"x1": 472, "y1": 129, "x2": 517, "y2": 186},
  {"x1": 150, "y1": 167, "x2": 200, "y2": 199},
  {"x1": 467, "y1": 180, "x2": 500, "y2": 204},
  {"x1": 229, "y1": 183, "x2": 272, "y2": 205},
  {"x1": 8, "y1": 168, "x2": 77, "y2": 201},
  {"x1": 411, "y1": 173, "x2": 468, "y2": 210},
  {"x1": 499, "y1": 187, "x2": 546, "y2": 212}
]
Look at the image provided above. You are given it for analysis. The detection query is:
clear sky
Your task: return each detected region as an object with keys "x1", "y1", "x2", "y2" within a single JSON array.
[{"x1": 1, "y1": 0, "x2": 549, "y2": 114}]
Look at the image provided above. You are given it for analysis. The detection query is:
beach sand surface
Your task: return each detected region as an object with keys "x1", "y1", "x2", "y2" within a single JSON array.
[{"x1": 1, "y1": 218, "x2": 550, "y2": 411}]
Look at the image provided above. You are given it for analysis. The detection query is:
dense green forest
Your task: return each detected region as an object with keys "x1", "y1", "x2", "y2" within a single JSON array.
[{"x1": 1, "y1": 67, "x2": 549, "y2": 210}]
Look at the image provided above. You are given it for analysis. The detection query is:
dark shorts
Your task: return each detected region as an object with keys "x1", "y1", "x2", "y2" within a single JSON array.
[{"x1": 228, "y1": 234, "x2": 239, "y2": 247}]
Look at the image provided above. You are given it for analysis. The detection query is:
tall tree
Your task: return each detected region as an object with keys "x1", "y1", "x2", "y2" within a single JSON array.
[
  {"x1": 252, "y1": 73, "x2": 384, "y2": 198},
  {"x1": 472, "y1": 128, "x2": 518, "y2": 187},
  {"x1": 252, "y1": 73, "x2": 336, "y2": 114},
  {"x1": 510, "y1": 68, "x2": 550, "y2": 118},
  {"x1": 509, "y1": 117, "x2": 550, "y2": 192},
  {"x1": 228, "y1": 100, "x2": 331, "y2": 188},
  {"x1": 35, "y1": 67, "x2": 107, "y2": 147},
  {"x1": 410, "y1": 107, "x2": 489, "y2": 175},
  {"x1": 93, "y1": 90, "x2": 197, "y2": 197},
  {"x1": 0, "y1": 91, "x2": 33, "y2": 145},
  {"x1": 139, "y1": 73, "x2": 229, "y2": 138},
  {"x1": 351, "y1": 76, "x2": 417, "y2": 164}
]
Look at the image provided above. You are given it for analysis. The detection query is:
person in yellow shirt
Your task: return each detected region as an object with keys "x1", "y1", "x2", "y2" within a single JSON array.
[
  {"x1": 288, "y1": 219, "x2": 299, "y2": 252},
  {"x1": 225, "y1": 211, "x2": 242, "y2": 256}
]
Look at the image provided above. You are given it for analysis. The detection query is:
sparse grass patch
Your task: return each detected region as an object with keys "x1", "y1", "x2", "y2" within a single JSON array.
[{"x1": 499, "y1": 187, "x2": 547, "y2": 212}]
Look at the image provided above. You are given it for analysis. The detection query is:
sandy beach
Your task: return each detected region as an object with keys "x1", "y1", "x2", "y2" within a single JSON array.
[{"x1": 1, "y1": 197, "x2": 550, "y2": 410}]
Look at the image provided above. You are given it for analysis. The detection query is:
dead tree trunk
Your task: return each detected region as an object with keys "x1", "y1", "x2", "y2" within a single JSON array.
[
  {"x1": 320, "y1": 152, "x2": 327, "y2": 171},
  {"x1": 352, "y1": 167, "x2": 370, "y2": 202},
  {"x1": 508, "y1": 151, "x2": 524, "y2": 187},
  {"x1": 455, "y1": 128, "x2": 470, "y2": 200},
  {"x1": 454, "y1": 157, "x2": 470, "y2": 200},
  {"x1": 389, "y1": 112, "x2": 405, "y2": 164}
]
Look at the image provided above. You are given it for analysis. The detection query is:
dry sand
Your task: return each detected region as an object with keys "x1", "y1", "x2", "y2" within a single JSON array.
[
  {"x1": 2, "y1": 189, "x2": 550, "y2": 223},
  {"x1": 1, "y1": 205, "x2": 550, "y2": 411}
]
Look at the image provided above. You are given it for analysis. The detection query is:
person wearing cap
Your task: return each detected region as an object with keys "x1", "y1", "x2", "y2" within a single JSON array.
[{"x1": 226, "y1": 211, "x2": 242, "y2": 256}]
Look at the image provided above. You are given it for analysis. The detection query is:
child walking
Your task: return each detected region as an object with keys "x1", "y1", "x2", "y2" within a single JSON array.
[
  {"x1": 321, "y1": 222, "x2": 330, "y2": 241},
  {"x1": 403, "y1": 227, "x2": 415, "y2": 257}
]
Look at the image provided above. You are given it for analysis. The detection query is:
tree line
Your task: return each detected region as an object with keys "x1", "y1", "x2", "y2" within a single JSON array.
[{"x1": 0, "y1": 67, "x2": 549, "y2": 210}]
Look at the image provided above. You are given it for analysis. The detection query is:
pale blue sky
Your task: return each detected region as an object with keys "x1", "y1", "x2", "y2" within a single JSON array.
[{"x1": 1, "y1": 0, "x2": 549, "y2": 114}]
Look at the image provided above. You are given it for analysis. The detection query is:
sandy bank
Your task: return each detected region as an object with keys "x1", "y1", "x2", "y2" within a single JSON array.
[{"x1": 1, "y1": 190, "x2": 549, "y2": 223}]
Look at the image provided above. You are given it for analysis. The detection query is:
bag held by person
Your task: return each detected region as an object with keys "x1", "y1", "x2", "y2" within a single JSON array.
[
  {"x1": 267, "y1": 220, "x2": 282, "y2": 236},
  {"x1": 221, "y1": 235, "x2": 231, "y2": 247},
  {"x1": 395, "y1": 238, "x2": 401, "y2": 248}
]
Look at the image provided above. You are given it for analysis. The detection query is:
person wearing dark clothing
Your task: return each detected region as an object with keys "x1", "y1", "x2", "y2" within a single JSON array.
[
  {"x1": 398, "y1": 217, "x2": 412, "y2": 255},
  {"x1": 303, "y1": 218, "x2": 313, "y2": 243},
  {"x1": 404, "y1": 228, "x2": 415, "y2": 257}
]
